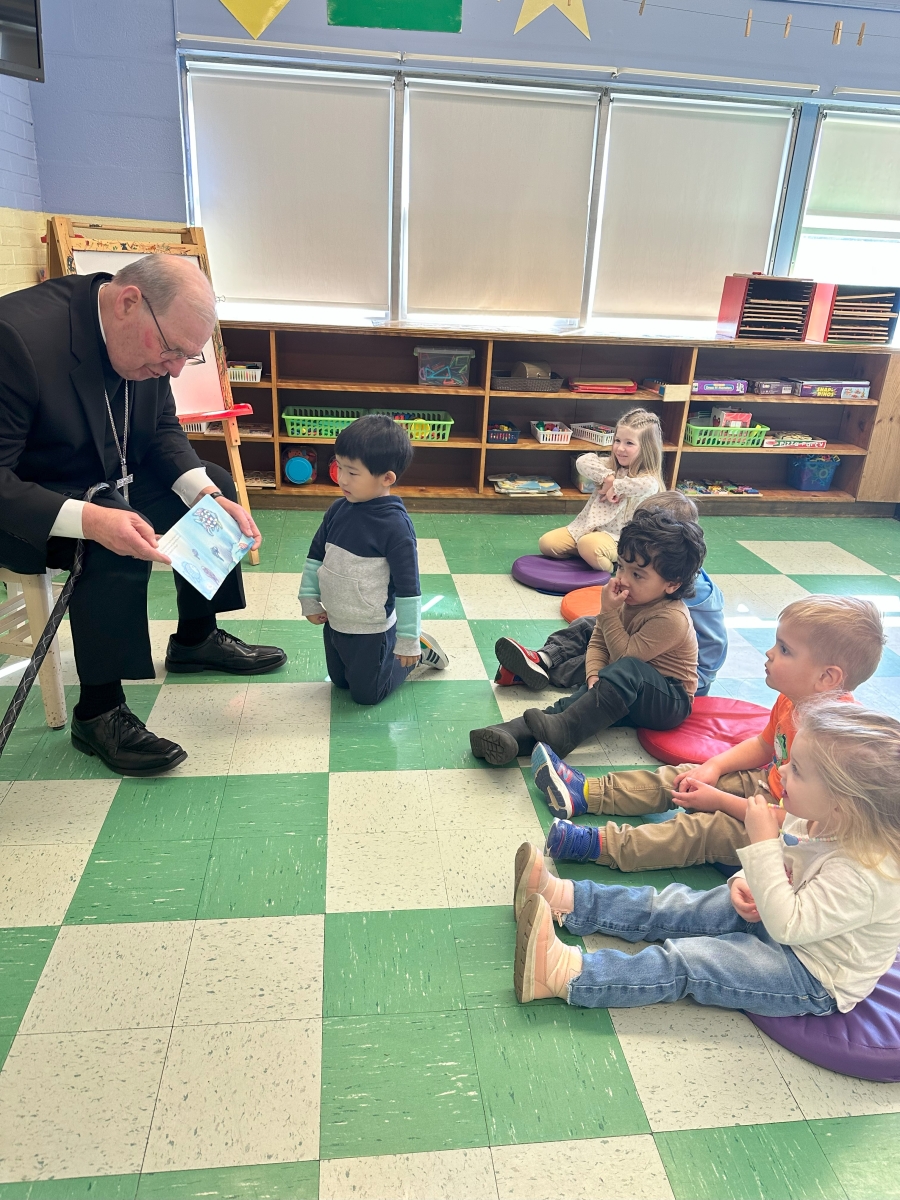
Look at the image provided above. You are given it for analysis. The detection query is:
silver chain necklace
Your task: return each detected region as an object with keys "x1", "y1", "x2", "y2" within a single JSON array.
[{"x1": 104, "y1": 379, "x2": 132, "y2": 502}]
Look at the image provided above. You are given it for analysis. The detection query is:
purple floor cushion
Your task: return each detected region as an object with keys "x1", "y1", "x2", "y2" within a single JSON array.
[
  {"x1": 512, "y1": 555, "x2": 610, "y2": 595},
  {"x1": 747, "y1": 956, "x2": 900, "y2": 1081}
]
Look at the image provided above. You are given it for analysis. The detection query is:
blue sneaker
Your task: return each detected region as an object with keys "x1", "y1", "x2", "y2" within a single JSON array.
[
  {"x1": 546, "y1": 819, "x2": 601, "y2": 863},
  {"x1": 531, "y1": 742, "x2": 588, "y2": 818}
]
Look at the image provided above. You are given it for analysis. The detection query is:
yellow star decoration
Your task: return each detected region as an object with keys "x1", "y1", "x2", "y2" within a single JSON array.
[
  {"x1": 218, "y1": 0, "x2": 292, "y2": 39},
  {"x1": 514, "y1": 0, "x2": 590, "y2": 38}
]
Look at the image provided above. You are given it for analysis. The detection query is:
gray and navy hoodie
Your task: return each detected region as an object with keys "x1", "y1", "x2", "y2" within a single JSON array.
[{"x1": 298, "y1": 496, "x2": 421, "y2": 656}]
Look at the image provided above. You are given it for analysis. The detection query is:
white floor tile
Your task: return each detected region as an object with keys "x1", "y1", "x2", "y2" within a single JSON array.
[
  {"x1": 0, "y1": 782, "x2": 10, "y2": 805},
  {"x1": 513, "y1": 582, "x2": 566, "y2": 622},
  {"x1": 326, "y1": 831, "x2": 449, "y2": 912},
  {"x1": 417, "y1": 539, "x2": 450, "y2": 574},
  {"x1": 759, "y1": 1030, "x2": 900, "y2": 1119},
  {"x1": 439, "y1": 824, "x2": 543, "y2": 908},
  {"x1": 0, "y1": 780, "x2": 119, "y2": 845},
  {"x1": 148, "y1": 683, "x2": 248, "y2": 729},
  {"x1": 710, "y1": 575, "x2": 810, "y2": 620},
  {"x1": 231, "y1": 724, "x2": 328, "y2": 775},
  {"x1": 241, "y1": 681, "x2": 331, "y2": 727},
  {"x1": 147, "y1": 620, "x2": 179, "y2": 684},
  {"x1": 175, "y1": 915, "x2": 324, "y2": 1025},
  {"x1": 492, "y1": 683, "x2": 568, "y2": 725},
  {"x1": 454, "y1": 575, "x2": 531, "y2": 621},
  {"x1": 492, "y1": 1135, "x2": 674, "y2": 1200},
  {"x1": 610, "y1": 1003, "x2": 802, "y2": 1131},
  {"x1": 320, "y1": 1148, "x2": 499, "y2": 1200},
  {"x1": 147, "y1": 726, "x2": 238, "y2": 779},
  {"x1": 220, "y1": 571, "x2": 273, "y2": 621},
  {"x1": 414, "y1": 620, "x2": 487, "y2": 682},
  {"x1": 595, "y1": 727, "x2": 662, "y2": 767},
  {"x1": 0, "y1": 844, "x2": 93, "y2": 927},
  {"x1": 262, "y1": 573, "x2": 303, "y2": 620},
  {"x1": 0, "y1": 1029, "x2": 168, "y2": 1181},
  {"x1": 328, "y1": 771, "x2": 434, "y2": 835},
  {"x1": 19, "y1": 922, "x2": 192, "y2": 1034},
  {"x1": 428, "y1": 767, "x2": 537, "y2": 831},
  {"x1": 720, "y1": 631, "x2": 769, "y2": 681},
  {"x1": 142, "y1": 1018, "x2": 321, "y2": 1171},
  {"x1": 737, "y1": 541, "x2": 885, "y2": 576}
]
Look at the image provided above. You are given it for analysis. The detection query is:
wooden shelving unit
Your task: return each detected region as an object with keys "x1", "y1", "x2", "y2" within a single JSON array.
[{"x1": 201, "y1": 323, "x2": 900, "y2": 515}]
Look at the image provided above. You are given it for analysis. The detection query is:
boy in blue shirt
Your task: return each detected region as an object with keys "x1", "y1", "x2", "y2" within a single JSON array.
[
  {"x1": 299, "y1": 414, "x2": 447, "y2": 705},
  {"x1": 493, "y1": 491, "x2": 726, "y2": 698}
]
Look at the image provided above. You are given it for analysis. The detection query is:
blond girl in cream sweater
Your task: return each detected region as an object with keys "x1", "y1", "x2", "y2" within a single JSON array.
[{"x1": 539, "y1": 408, "x2": 665, "y2": 572}]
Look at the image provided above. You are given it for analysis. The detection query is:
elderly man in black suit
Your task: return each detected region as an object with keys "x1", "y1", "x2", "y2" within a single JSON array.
[{"x1": 0, "y1": 254, "x2": 286, "y2": 776}]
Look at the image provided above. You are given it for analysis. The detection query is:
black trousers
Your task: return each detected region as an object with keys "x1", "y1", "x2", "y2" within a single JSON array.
[
  {"x1": 543, "y1": 657, "x2": 692, "y2": 730},
  {"x1": 0, "y1": 462, "x2": 245, "y2": 685},
  {"x1": 323, "y1": 622, "x2": 412, "y2": 706}
]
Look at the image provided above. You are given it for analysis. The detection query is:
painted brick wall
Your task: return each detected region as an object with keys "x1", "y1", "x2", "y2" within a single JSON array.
[{"x1": 0, "y1": 75, "x2": 44, "y2": 295}]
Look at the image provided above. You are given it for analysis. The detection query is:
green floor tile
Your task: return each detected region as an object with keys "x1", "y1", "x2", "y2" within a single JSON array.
[
  {"x1": 702, "y1": 542, "x2": 782, "y2": 574},
  {"x1": 810, "y1": 1114, "x2": 900, "y2": 1200},
  {"x1": 669, "y1": 864, "x2": 730, "y2": 890},
  {"x1": 253, "y1": 620, "x2": 329, "y2": 683},
  {"x1": 788, "y1": 574, "x2": 900, "y2": 597},
  {"x1": 121, "y1": 686, "x2": 163, "y2": 723},
  {"x1": 468, "y1": 1003, "x2": 649, "y2": 1145},
  {"x1": 96, "y1": 777, "x2": 226, "y2": 844},
  {"x1": 452, "y1": 906, "x2": 581, "y2": 1009},
  {"x1": 419, "y1": 574, "x2": 465, "y2": 620},
  {"x1": 330, "y1": 682, "x2": 418, "y2": 726},
  {"x1": 656, "y1": 1122, "x2": 847, "y2": 1200},
  {"x1": 0, "y1": 728, "x2": 44, "y2": 781},
  {"x1": 441, "y1": 547, "x2": 512, "y2": 573},
  {"x1": 0, "y1": 1034, "x2": 12, "y2": 1072},
  {"x1": 323, "y1": 909, "x2": 464, "y2": 1016},
  {"x1": 136, "y1": 1160, "x2": 319, "y2": 1199},
  {"x1": 320, "y1": 1011, "x2": 488, "y2": 1159},
  {"x1": 215, "y1": 773, "x2": 327, "y2": 838},
  {"x1": 17, "y1": 728, "x2": 122, "y2": 781},
  {"x1": 197, "y1": 832, "x2": 326, "y2": 919},
  {"x1": 329, "y1": 723, "x2": 427, "y2": 771},
  {"x1": 146, "y1": 571, "x2": 180, "y2": 619},
  {"x1": 0, "y1": 927, "x2": 58, "y2": 1036},
  {"x1": 413, "y1": 680, "x2": 502, "y2": 727},
  {"x1": 64, "y1": 840, "x2": 212, "y2": 925},
  {"x1": 419, "y1": 719, "x2": 494, "y2": 770},
  {"x1": 0, "y1": 1175, "x2": 139, "y2": 1199}
]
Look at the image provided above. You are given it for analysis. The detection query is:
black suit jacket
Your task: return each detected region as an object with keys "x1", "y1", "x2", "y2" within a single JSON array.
[{"x1": 0, "y1": 272, "x2": 203, "y2": 552}]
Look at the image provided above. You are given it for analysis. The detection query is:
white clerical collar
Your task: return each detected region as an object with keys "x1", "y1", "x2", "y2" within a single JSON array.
[{"x1": 97, "y1": 283, "x2": 108, "y2": 345}]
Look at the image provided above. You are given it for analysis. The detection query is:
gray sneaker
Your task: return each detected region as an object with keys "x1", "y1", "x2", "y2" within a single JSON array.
[{"x1": 419, "y1": 632, "x2": 449, "y2": 670}]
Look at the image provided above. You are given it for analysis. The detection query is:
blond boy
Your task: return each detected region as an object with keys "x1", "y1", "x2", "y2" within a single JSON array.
[{"x1": 533, "y1": 595, "x2": 884, "y2": 871}]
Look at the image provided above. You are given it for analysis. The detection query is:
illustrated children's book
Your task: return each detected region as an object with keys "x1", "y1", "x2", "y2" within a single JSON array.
[{"x1": 157, "y1": 495, "x2": 253, "y2": 600}]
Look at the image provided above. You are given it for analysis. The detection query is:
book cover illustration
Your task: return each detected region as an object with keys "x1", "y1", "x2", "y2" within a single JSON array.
[{"x1": 157, "y1": 495, "x2": 252, "y2": 600}]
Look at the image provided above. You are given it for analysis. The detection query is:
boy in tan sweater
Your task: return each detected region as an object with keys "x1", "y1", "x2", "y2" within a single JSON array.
[{"x1": 470, "y1": 509, "x2": 705, "y2": 765}]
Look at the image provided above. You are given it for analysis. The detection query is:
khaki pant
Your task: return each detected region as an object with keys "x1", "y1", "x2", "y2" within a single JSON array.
[
  {"x1": 587, "y1": 764, "x2": 771, "y2": 871},
  {"x1": 539, "y1": 526, "x2": 618, "y2": 572}
]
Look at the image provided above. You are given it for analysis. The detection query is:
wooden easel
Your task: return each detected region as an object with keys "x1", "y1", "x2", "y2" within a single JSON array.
[{"x1": 45, "y1": 216, "x2": 260, "y2": 565}]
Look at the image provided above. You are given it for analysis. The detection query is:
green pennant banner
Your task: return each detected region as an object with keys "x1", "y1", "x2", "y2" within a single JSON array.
[{"x1": 327, "y1": 0, "x2": 462, "y2": 32}]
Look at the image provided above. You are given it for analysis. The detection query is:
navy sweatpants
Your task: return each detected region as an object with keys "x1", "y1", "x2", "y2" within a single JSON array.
[{"x1": 323, "y1": 622, "x2": 413, "y2": 706}]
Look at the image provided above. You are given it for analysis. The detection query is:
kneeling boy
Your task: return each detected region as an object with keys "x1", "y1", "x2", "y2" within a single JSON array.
[
  {"x1": 299, "y1": 414, "x2": 447, "y2": 705},
  {"x1": 470, "y1": 508, "x2": 705, "y2": 764},
  {"x1": 536, "y1": 594, "x2": 884, "y2": 872}
]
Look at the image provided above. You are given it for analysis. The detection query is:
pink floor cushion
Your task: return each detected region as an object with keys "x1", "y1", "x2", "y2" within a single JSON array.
[
  {"x1": 748, "y1": 957, "x2": 900, "y2": 1081},
  {"x1": 637, "y1": 696, "x2": 770, "y2": 765},
  {"x1": 511, "y1": 555, "x2": 610, "y2": 595}
]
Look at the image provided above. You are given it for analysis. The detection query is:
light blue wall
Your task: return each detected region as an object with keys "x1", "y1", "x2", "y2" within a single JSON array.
[
  {"x1": 28, "y1": 0, "x2": 186, "y2": 221},
  {"x1": 0, "y1": 76, "x2": 41, "y2": 212},
  {"x1": 23, "y1": 0, "x2": 900, "y2": 222}
]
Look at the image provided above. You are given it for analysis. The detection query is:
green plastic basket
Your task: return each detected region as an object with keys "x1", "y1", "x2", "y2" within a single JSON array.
[
  {"x1": 373, "y1": 409, "x2": 455, "y2": 442},
  {"x1": 683, "y1": 422, "x2": 770, "y2": 448},
  {"x1": 281, "y1": 407, "x2": 363, "y2": 438}
]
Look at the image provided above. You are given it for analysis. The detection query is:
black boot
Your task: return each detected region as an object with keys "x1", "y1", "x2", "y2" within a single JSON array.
[
  {"x1": 523, "y1": 680, "x2": 629, "y2": 758},
  {"x1": 470, "y1": 716, "x2": 536, "y2": 766}
]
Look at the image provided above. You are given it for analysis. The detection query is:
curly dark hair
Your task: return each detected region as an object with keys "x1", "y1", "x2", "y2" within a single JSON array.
[{"x1": 617, "y1": 509, "x2": 707, "y2": 600}]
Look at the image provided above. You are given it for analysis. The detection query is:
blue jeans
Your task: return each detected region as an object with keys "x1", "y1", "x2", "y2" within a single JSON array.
[{"x1": 564, "y1": 881, "x2": 837, "y2": 1017}]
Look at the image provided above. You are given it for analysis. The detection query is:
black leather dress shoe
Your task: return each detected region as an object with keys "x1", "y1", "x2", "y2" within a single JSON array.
[
  {"x1": 165, "y1": 629, "x2": 287, "y2": 675},
  {"x1": 71, "y1": 705, "x2": 188, "y2": 777}
]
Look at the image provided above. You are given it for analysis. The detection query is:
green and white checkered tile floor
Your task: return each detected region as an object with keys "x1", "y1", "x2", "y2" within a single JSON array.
[{"x1": 2, "y1": 512, "x2": 900, "y2": 1200}]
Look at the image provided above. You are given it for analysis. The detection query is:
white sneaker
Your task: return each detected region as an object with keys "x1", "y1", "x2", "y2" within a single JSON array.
[{"x1": 419, "y1": 632, "x2": 449, "y2": 670}]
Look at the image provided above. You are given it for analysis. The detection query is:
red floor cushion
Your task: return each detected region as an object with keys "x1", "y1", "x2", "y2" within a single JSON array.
[
  {"x1": 560, "y1": 585, "x2": 602, "y2": 623},
  {"x1": 748, "y1": 956, "x2": 900, "y2": 1082},
  {"x1": 637, "y1": 696, "x2": 770, "y2": 765}
]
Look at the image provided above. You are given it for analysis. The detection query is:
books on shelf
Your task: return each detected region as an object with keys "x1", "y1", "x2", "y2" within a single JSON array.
[
  {"x1": 762, "y1": 431, "x2": 828, "y2": 449},
  {"x1": 488, "y1": 474, "x2": 564, "y2": 498}
]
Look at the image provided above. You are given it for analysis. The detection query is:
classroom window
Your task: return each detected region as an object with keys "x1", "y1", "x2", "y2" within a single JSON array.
[
  {"x1": 404, "y1": 81, "x2": 599, "y2": 321},
  {"x1": 591, "y1": 96, "x2": 795, "y2": 323},
  {"x1": 792, "y1": 112, "x2": 900, "y2": 292},
  {"x1": 186, "y1": 63, "x2": 393, "y2": 319}
]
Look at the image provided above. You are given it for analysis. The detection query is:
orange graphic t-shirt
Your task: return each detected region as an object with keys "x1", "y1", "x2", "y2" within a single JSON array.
[{"x1": 761, "y1": 691, "x2": 853, "y2": 800}]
